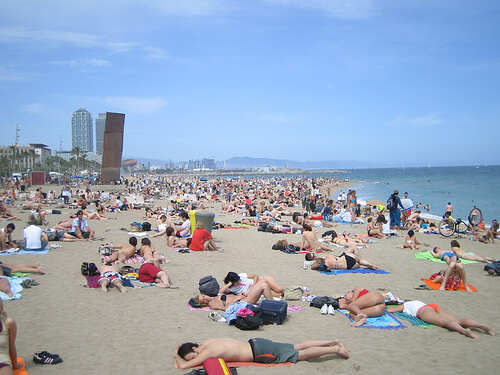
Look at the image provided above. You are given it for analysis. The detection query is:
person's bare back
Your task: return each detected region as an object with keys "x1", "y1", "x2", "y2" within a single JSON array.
[{"x1": 199, "y1": 338, "x2": 254, "y2": 362}]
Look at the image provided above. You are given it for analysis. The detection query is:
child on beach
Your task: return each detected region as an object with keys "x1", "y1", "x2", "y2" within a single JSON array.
[{"x1": 399, "y1": 230, "x2": 421, "y2": 250}]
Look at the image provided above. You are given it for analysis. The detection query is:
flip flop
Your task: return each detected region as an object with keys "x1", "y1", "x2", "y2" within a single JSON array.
[{"x1": 414, "y1": 284, "x2": 433, "y2": 290}]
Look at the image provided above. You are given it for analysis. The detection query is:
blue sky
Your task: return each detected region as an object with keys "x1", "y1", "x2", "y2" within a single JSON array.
[{"x1": 1, "y1": 0, "x2": 499, "y2": 166}]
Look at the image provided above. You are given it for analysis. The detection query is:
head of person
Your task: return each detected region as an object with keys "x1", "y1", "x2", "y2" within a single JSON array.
[
  {"x1": 404, "y1": 192, "x2": 408, "y2": 198},
  {"x1": 343, "y1": 289, "x2": 355, "y2": 303},
  {"x1": 5, "y1": 223, "x2": 15, "y2": 233},
  {"x1": 393, "y1": 190, "x2": 399, "y2": 196},
  {"x1": 166, "y1": 227, "x2": 175, "y2": 236},
  {"x1": 141, "y1": 238, "x2": 151, "y2": 246},
  {"x1": 450, "y1": 240, "x2": 460, "y2": 248},
  {"x1": 432, "y1": 246, "x2": 440, "y2": 253},
  {"x1": 448, "y1": 202, "x2": 451, "y2": 205},
  {"x1": 303, "y1": 224, "x2": 312, "y2": 232},
  {"x1": 180, "y1": 212, "x2": 189, "y2": 220},
  {"x1": 330, "y1": 230, "x2": 338, "y2": 239},
  {"x1": 224, "y1": 271, "x2": 240, "y2": 285},
  {"x1": 76, "y1": 210, "x2": 84, "y2": 218},
  {"x1": 408, "y1": 230, "x2": 414, "y2": 237},
  {"x1": 376, "y1": 215, "x2": 387, "y2": 224},
  {"x1": 305, "y1": 253, "x2": 315, "y2": 261},
  {"x1": 129, "y1": 236, "x2": 138, "y2": 246},
  {"x1": 27, "y1": 214, "x2": 36, "y2": 225},
  {"x1": 193, "y1": 294, "x2": 211, "y2": 306},
  {"x1": 177, "y1": 343, "x2": 200, "y2": 360}
]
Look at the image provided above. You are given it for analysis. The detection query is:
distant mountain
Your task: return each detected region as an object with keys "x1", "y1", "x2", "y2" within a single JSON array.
[{"x1": 223, "y1": 156, "x2": 378, "y2": 170}]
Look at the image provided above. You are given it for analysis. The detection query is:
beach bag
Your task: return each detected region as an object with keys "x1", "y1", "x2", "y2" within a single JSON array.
[
  {"x1": 81, "y1": 262, "x2": 99, "y2": 276},
  {"x1": 484, "y1": 262, "x2": 500, "y2": 276},
  {"x1": 386, "y1": 197, "x2": 396, "y2": 210},
  {"x1": 283, "y1": 287, "x2": 303, "y2": 301},
  {"x1": 130, "y1": 222, "x2": 142, "y2": 232},
  {"x1": 199, "y1": 275, "x2": 220, "y2": 297},
  {"x1": 258, "y1": 300, "x2": 287, "y2": 325},
  {"x1": 141, "y1": 222, "x2": 152, "y2": 231},
  {"x1": 234, "y1": 314, "x2": 263, "y2": 331},
  {"x1": 310, "y1": 296, "x2": 339, "y2": 310}
]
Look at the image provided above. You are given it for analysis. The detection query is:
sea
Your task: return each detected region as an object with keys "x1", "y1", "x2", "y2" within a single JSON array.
[{"x1": 333, "y1": 166, "x2": 500, "y2": 223}]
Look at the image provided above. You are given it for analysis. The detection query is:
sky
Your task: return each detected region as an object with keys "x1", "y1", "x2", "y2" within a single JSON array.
[{"x1": 1, "y1": 0, "x2": 499, "y2": 166}]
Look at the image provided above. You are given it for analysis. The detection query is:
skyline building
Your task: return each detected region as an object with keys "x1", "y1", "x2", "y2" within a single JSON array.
[
  {"x1": 71, "y1": 107, "x2": 93, "y2": 152},
  {"x1": 95, "y1": 113, "x2": 106, "y2": 155}
]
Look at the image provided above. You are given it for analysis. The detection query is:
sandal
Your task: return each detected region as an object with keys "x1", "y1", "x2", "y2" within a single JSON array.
[
  {"x1": 414, "y1": 284, "x2": 433, "y2": 290},
  {"x1": 22, "y1": 279, "x2": 33, "y2": 288}
]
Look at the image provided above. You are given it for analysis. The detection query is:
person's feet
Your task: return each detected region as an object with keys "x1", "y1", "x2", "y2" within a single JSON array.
[
  {"x1": 463, "y1": 328, "x2": 476, "y2": 339},
  {"x1": 486, "y1": 328, "x2": 496, "y2": 336},
  {"x1": 351, "y1": 314, "x2": 367, "y2": 327},
  {"x1": 334, "y1": 343, "x2": 350, "y2": 359}
]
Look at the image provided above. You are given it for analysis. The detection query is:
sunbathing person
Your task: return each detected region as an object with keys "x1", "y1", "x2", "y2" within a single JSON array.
[
  {"x1": 431, "y1": 246, "x2": 471, "y2": 292},
  {"x1": 189, "y1": 225, "x2": 216, "y2": 251},
  {"x1": 0, "y1": 267, "x2": 14, "y2": 298},
  {"x1": 158, "y1": 227, "x2": 191, "y2": 248},
  {"x1": 305, "y1": 249, "x2": 379, "y2": 271},
  {"x1": 138, "y1": 258, "x2": 176, "y2": 288},
  {"x1": 388, "y1": 301, "x2": 495, "y2": 338},
  {"x1": 221, "y1": 272, "x2": 284, "y2": 298},
  {"x1": 0, "y1": 261, "x2": 44, "y2": 275},
  {"x1": 0, "y1": 201, "x2": 18, "y2": 221},
  {"x1": 399, "y1": 230, "x2": 421, "y2": 250},
  {"x1": 98, "y1": 263, "x2": 127, "y2": 293},
  {"x1": 139, "y1": 238, "x2": 163, "y2": 267},
  {"x1": 431, "y1": 246, "x2": 459, "y2": 264},
  {"x1": 103, "y1": 237, "x2": 138, "y2": 264},
  {"x1": 430, "y1": 266, "x2": 469, "y2": 291},
  {"x1": 337, "y1": 287, "x2": 385, "y2": 327},
  {"x1": 175, "y1": 337, "x2": 349, "y2": 369},
  {"x1": 366, "y1": 216, "x2": 386, "y2": 239},
  {"x1": 0, "y1": 223, "x2": 17, "y2": 250},
  {"x1": 450, "y1": 240, "x2": 496, "y2": 263},
  {"x1": 324, "y1": 231, "x2": 365, "y2": 250},
  {"x1": 300, "y1": 224, "x2": 333, "y2": 252}
]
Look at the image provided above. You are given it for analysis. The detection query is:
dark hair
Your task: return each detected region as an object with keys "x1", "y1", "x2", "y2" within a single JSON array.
[
  {"x1": 6, "y1": 223, "x2": 15, "y2": 230},
  {"x1": 76, "y1": 210, "x2": 84, "y2": 216},
  {"x1": 177, "y1": 342, "x2": 199, "y2": 359},
  {"x1": 81, "y1": 204, "x2": 87, "y2": 210},
  {"x1": 331, "y1": 230, "x2": 338, "y2": 239},
  {"x1": 450, "y1": 240, "x2": 460, "y2": 248},
  {"x1": 141, "y1": 238, "x2": 151, "y2": 246},
  {"x1": 376, "y1": 215, "x2": 387, "y2": 224},
  {"x1": 166, "y1": 227, "x2": 174, "y2": 236},
  {"x1": 180, "y1": 212, "x2": 189, "y2": 220},
  {"x1": 305, "y1": 253, "x2": 314, "y2": 261},
  {"x1": 408, "y1": 230, "x2": 414, "y2": 237},
  {"x1": 129, "y1": 237, "x2": 138, "y2": 246},
  {"x1": 303, "y1": 224, "x2": 312, "y2": 231},
  {"x1": 224, "y1": 271, "x2": 240, "y2": 284}
]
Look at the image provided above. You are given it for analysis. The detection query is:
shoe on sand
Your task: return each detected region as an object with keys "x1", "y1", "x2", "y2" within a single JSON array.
[{"x1": 320, "y1": 304, "x2": 328, "y2": 314}]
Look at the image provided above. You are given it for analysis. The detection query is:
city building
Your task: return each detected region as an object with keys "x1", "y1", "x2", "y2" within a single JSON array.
[
  {"x1": 0, "y1": 145, "x2": 36, "y2": 171},
  {"x1": 71, "y1": 107, "x2": 94, "y2": 152},
  {"x1": 29, "y1": 144, "x2": 51, "y2": 165},
  {"x1": 95, "y1": 113, "x2": 106, "y2": 155}
]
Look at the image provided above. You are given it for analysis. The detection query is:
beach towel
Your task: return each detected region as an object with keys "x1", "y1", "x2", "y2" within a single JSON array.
[
  {"x1": 338, "y1": 310, "x2": 405, "y2": 329},
  {"x1": 0, "y1": 277, "x2": 27, "y2": 300},
  {"x1": 420, "y1": 278, "x2": 478, "y2": 292},
  {"x1": 187, "y1": 304, "x2": 303, "y2": 312},
  {"x1": 128, "y1": 232, "x2": 148, "y2": 237},
  {"x1": 0, "y1": 247, "x2": 50, "y2": 256},
  {"x1": 392, "y1": 311, "x2": 435, "y2": 328},
  {"x1": 414, "y1": 251, "x2": 478, "y2": 264},
  {"x1": 194, "y1": 362, "x2": 292, "y2": 369},
  {"x1": 320, "y1": 269, "x2": 389, "y2": 275},
  {"x1": 100, "y1": 254, "x2": 144, "y2": 264},
  {"x1": 298, "y1": 250, "x2": 327, "y2": 254}
]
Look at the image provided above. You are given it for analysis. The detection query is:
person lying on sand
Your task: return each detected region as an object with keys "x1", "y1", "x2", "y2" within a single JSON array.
[
  {"x1": 0, "y1": 201, "x2": 18, "y2": 221},
  {"x1": 300, "y1": 224, "x2": 333, "y2": 252},
  {"x1": 221, "y1": 272, "x2": 284, "y2": 298},
  {"x1": 174, "y1": 337, "x2": 349, "y2": 369},
  {"x1": 305, "y1": 250, "x2": 379, "y2": 271},
  {"x1": 431, "y1": 246, "x2": 459, "y2": 264},
  {"x1": 0, "y1": 261, "x2": 44, "y2": 274},
  {"x1": 337, "y1": 287, "x2": 385, "y2": 327},
  {"x1": 139, "y1": 237, "x2": 164, "y2": 267},
  {"x1": 450, "y1": 240, "x2": 496, "y2": 263},
  {"x1": 138, "y1": 260, "x2": 177, "y2": 288},
  {"x1": 158, "y1": 227, "x2": 191, "y2": 248},
  {"x1": 0, "y1": 267, "x2": 14, "y2": 297},
  {"x1": 98, "y1": 263, "x2": 127, "y2": 293},
  {"x1": 388, "y1": 301, "x2": 495, "y2": 338},
  {"x1": 103, "y1": 236, "x2": 138, "y2": 264}
]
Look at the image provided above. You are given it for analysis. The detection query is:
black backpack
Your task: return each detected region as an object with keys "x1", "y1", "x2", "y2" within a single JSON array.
[
  {"x1": 199, "y1": 276, "x2": 220, "y2": 297},
  {"x1": 81, "y1": 262, "x2": 99, "y2": 276},
  {"x1": 234, "y1": 313, "x2": 263, "y2": 330},
  {"x1": 142, "y1": 222, "x2": 152, "y2": 231},
  {"x1": 310, "y1": 296, "x2": 339, "y2": 310},
  {"x1": 386, "y1": 196, "x2": 396, "y2": 210},
  {"x1": 484, "y1": 262, "x2": 500, "y2": 276}
]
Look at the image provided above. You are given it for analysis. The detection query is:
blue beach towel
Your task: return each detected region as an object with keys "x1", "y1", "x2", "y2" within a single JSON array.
[
  {"x1": 0, "y1": 277, "x2": 27, "y2": 300},
  {"x1": 320, "y1": 269, "x2": 389, "y2": 275},
  {"x1": 338, "y1": 309, "x2": 405, "y2": 329},
  {"x1": 0, "y1": 247, "x2": 50, "y2": 256},
  {"x1": 392, "y1": 312, "x2": 435, "y2": 328}
]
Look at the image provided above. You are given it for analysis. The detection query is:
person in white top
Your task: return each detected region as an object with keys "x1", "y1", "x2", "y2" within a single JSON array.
[
  {"x1": 19, "y1": 217, "x2": 48, "y2": 250},
  {"x1": 177, "y1": 212, "x2": 191, "y2": 237},
  {"x1": 388, "y1": 301, "x2": 495, "y2": 338},
  {"x1": 221, "y1": 272, "x2": 284, "y2": 297}
]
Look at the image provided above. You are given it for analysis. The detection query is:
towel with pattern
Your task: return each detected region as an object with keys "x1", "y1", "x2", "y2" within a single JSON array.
[
  {"x1": 338, "y1": 309, "x2": 405, "y2": 329},
  {"x1": 392, "y1": 311, "x2": 435, "y2": 328},
  {"x1": 421, "y1": 278, "x2": 478, "y2": 292},
  {"x1": 320, "y1": 268, "x2": 389, "y2": 275}
]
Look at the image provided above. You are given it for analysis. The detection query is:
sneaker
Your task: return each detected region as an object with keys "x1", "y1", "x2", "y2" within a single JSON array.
[
  {"x1": 320, "y1": 304, "x2": 328, "y2": 314},
  {"x1": 328, "y1": 305, "x2": 335, "y2": 315},
  {"x1": 33, "y1": 352, "x2": 63, "y2": 365}
]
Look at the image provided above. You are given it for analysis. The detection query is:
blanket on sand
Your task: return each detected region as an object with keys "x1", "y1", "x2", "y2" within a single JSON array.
[{"x1": 338, "y1": 309, "x2": 405, "y2": 329}]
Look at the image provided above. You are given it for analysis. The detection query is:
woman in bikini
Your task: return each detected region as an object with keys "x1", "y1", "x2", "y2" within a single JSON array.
[
  {"x1": 388, "y1": 301, "x2": 495, "y2": 338},
  {"x1": 450, "y1": 240, "x2": 496, "y2": 263},
  {"x1": 367, "y1": 216, "x2": 387, "y2": 239},
  {"x1": 305, "y1": 249, "x2": 379, "y2": 272},
  {"x1": 338, "y1": 287, "x2": 385, "y2": 327},
  {"x1": 346, "y1": 190, "x2": 357, "y2": 224},
  {"x1": 431, "y1": 246, "x2": 471, "y2": 292}
]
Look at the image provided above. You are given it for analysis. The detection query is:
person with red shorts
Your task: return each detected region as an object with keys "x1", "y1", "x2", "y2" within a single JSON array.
[
  {"x1": 139, "y1": 262, "x2": 177, "y2": 288},
  {"x1": 189, "y1": 225, "x2": 216, "y2": 251}
]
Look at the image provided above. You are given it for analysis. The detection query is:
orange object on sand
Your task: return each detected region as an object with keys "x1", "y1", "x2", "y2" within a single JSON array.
[
  {"x1": 421, "y1": 279, "x2": 478, "y2": 292},
  {"x1": 13, "y1": 357, "x2": 28, "y2": 375},
  {"x1": 195, "y1": 361, "x2": 292, "y2": 369}
]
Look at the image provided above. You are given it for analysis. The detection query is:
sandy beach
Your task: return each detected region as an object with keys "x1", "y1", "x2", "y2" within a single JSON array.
[{"x1": 4, "y1": 183, "x2": 500, "y2": 375}]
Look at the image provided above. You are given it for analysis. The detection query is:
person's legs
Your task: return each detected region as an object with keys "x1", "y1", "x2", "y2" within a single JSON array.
[
  {"x1": 111, "y1": 278, "x2": 127, "y2": 293},
  {"x1": 0, "y1": 365, "x2": 14, "y2": 375},
  {"x1": 294, "y1": 339, "x2": 339, "y2": 350},
  {"x1": 261, "y1": 276, "x2": 284, "y2": 295},
  {"x1": 155, "y1": 270, "x2": 177, "y2": 288},
  {"x1": 247, "y1": 280, "x2": 273, "y2": 302},
  {"x1": 98, "y1": 278, "x2": 110, "y2": 292},
  {"x1": 296, "y1": 343, "x2": 349, "y2": 360},
  {"x1": 0, "y1": 278, "x2": 13, "y2": 297},
  {"x1": 418, "y1": 307, "x2": 475, "y2": 338},
  {"x1": 8, "y1": 264, "x2": 45, "y2": 274},
  {"x1": 439, "y1": 261, "x2": 456, "y2": 291},
  {"x1": 357, "y1": 258, "x2": 378, "y2": 270}
]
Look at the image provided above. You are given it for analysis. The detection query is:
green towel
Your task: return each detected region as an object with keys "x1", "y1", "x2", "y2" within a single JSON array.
[
  {"x1": 11, "y1": 272, "x2": 29, "y2": 277},
  {"x1": 393, "y1": 312, "x2": 435, "y2": 328},
  {"x1": 414, "y1": 251, "x2": 478, "y2": 264}
]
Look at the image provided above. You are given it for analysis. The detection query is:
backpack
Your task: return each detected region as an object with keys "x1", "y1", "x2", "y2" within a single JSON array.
[
  {"x1": 234, "y1": 313, "x2": 263, "y2": 330},
  {"x1": 258, "y1": 300, "x2": 288, "y2": 325},
  {"x1": 310, "y1": 296, "x2": 339, "y2": 310},
  {"x1": 142, "y1": 222, "x2": 152, "y2": 231},
  {"x1": 484, "y1": 262, "x2": 500, "y2": 276},
  {"x1": 81, "y1": 262, "x2": 99, "y2": 276},
  {"x1": 386, "y1": 196, "x2": 396, "y2": 210},
  {"x1": 199, "y1": 275, "x2": 220, "y2": 297}
]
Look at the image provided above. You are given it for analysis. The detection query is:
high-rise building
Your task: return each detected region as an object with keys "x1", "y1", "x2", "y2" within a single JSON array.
[
  {"x1": 95, "y1": 113, "x2": 106, "y2": 155},
  {"x1": 71, "y1": 107, "x2": 93, "y2": 152}
]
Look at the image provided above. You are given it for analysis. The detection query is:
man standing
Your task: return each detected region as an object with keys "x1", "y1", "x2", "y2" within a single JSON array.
[{"x1": 388, "y1": 190, "x2": 404, "y2": 229}]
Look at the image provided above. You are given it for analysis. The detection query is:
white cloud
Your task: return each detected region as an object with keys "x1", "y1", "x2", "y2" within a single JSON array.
[
  {"x1": 392, "y1": 114, "x2": 444, "y2": 127},
  {"x1": 143, "y1": 46, "x2": 169, "y2": 61},
  {"x1": 51, "y1": 59, "x2": 112, "y2": 68},
  {"x1": 262, "y1": 0, "x2": 376, "y2": 19},
  {"x1": 102, "y1": 96, "x2": 167, "y2": 115}
]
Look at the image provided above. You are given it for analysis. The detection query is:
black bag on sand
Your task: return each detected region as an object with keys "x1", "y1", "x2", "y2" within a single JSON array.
[
  {"x1": 259, "y1": 299, "x2": 287, "y2": 325},
  {"x1": 484, "y1": 262, "x2": 500, "y2": 276},
  {"x1": 142, "y1": 222, "x2": 152, "y2": 231},
  {"x1": 234, "y1": 313, "x2": 263, "y2": 330},
  {"x1": 199, "y1": 276, "x2": 220, "y2": 297},
  {"x1": 81, "y1": 262, "x2": 99, "y2": 276},
  {"x1": 310, "y1": 296, "x2": 339, "y2": 309}
]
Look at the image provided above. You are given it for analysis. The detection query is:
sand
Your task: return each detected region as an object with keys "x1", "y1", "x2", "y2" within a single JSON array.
[{"x1": 4, "y1": 184, "x2": 500, "y2": 375}]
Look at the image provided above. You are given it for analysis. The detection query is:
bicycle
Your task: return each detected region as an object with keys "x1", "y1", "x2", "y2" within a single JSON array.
[{"x1": 438, "y1": 216, "x2": 473, "y2": 237}]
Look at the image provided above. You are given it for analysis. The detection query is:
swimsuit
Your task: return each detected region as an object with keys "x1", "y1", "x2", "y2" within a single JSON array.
[
  {"x1": 358, "y1": 289, "x2": 370, "y2": 298},
  {"x1": 340, "y1": 253, "x2": 356, "y2": 269},
  {"x1": 402, "y1": 300, "x2": 439, "y2": 318},
  {"x1": 440, "y1": 251, "x2": 456, "y2": 261},
  {"x1": 248, "y1": 338, "x2": 299, "y2": 364},
  {"x1": 99, "y1": 271, "x2": 121, "y2": 284}
]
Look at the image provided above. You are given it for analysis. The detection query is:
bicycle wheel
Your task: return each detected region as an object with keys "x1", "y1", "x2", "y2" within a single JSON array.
[
  {"x1": 456, "y1": 220, "x2": 471, "y2": 235},
  {"x1": 439, "y1": 218, "x2": 455, "y2": 237}
]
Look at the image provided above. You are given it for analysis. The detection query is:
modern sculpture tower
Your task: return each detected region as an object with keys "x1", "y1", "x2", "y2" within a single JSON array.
[{"x1": 100, "y1": 112, "x2": 125, "y2": 183}]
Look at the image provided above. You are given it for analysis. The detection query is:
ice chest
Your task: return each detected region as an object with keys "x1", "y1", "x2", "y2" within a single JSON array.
[{"x1": 259, "y1": 299, "x2": 288, "y2": 325}]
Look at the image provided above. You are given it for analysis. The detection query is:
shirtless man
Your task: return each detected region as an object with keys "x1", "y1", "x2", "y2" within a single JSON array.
[
  {"x1": 0, "y1": 201, "x2": 18, "y2": 220},
  {"x1": 98, "y1": 263, "x2": 127, "y2": 293},
  {"x1": 300, "y1": 224, "x2": 333, "y2": 252},
  {"x1": 175, "y1": 337, "x2": 349, "y2": 369},
  {"x1": 139, "y1": 237, "x2": 163, "y2": 267},
  {"x1": 305, "y1": 250, "x2": 378, "y2": 271},
  {"x1": 104, "y1": 237, "x2": 138, "y2": 264},
  {"x1": 0, "y1": 223, "x2": 17, "y2": 250}
]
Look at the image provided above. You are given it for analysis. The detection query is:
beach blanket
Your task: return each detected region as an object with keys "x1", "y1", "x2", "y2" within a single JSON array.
[
  {"x1": 320, "y1": 269, "x2": 389, "y2": 275},
  {"x1": 100, "y1": 254, "x2": 144, "y2": 264},
  {"x1": 298, "y1": 250, "x2": 327, "y2": 254},
  {"x1": 420, "y1": 278, "x2": 478, "y2": 292},
  {"x1": 392, "y1": 311, "x2": 435, "y2": 328},
  {"x1": 414, "y1": 251, "x2": 478, "y2": 264},
  {"x1": 194, "y1": 361, "x2": 292, "y2": 369},
  {"x1": 0, "y1": 247, "x2": 50, "y2": 256},
  {"x1": 128, "y1": 232, "x2": 148, "y2": 237},
  {"x1": 338, "y1": 310, "x2": 405, "y2": 329},
  {"x1": 0, "y1": 277, "x2": 27, "y2": 300},
  {"x1": 187, "y1": 304, "x2": 303, "y2": 312}
]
